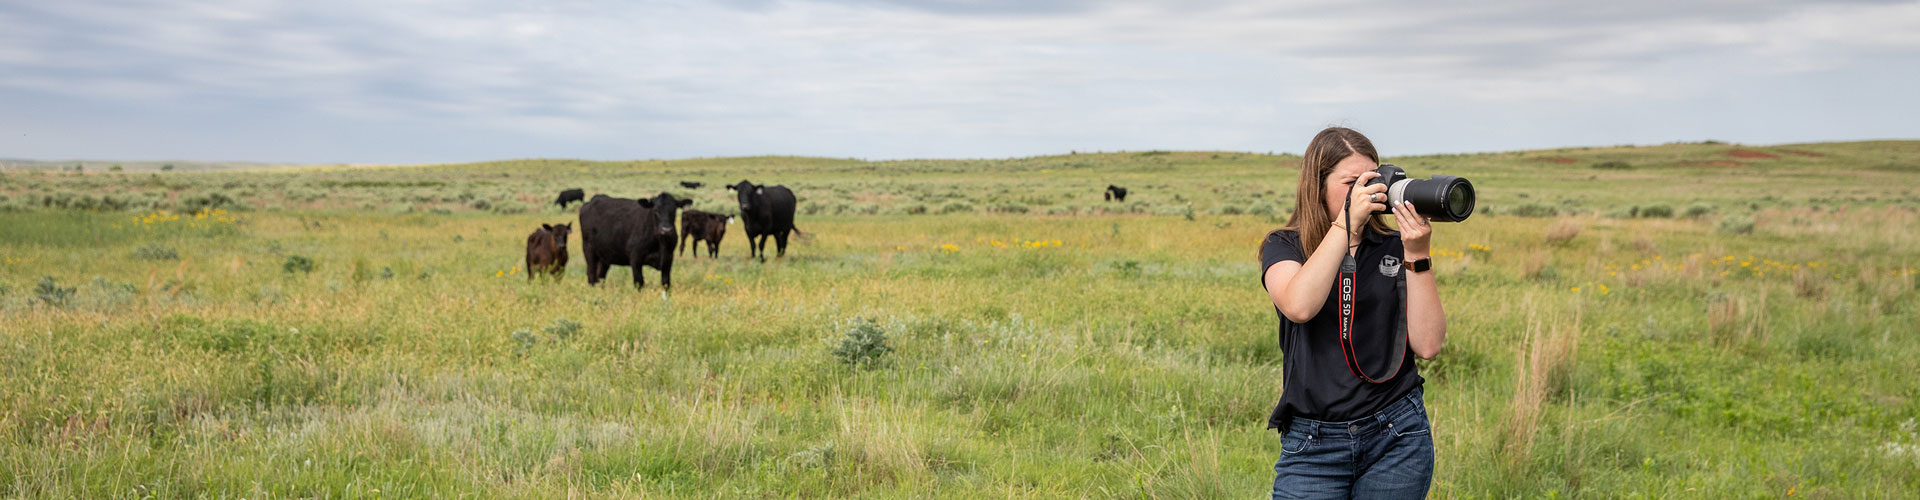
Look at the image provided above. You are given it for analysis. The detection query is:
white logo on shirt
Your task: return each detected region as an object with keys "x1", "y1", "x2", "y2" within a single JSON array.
[{"x1": 1380, "y1": 255, "x2": 1401, "y2": 277}]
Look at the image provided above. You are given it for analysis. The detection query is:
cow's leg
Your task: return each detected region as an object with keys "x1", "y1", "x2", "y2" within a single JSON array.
[
  {"x1": 631, "y1": 251, "x2": 647, "y2": 290},
  {"x1": 775, "y1": 231, "x2": 789, "y2": 258},
  {"x1": 678, "y1": 232, "x2": 688, "y2": 257},
  {"x1": 584, "y1": 255, "x2": 598, "y2": 285}
]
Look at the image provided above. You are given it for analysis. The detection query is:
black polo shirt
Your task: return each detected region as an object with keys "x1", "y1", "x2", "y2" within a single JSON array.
[{"x1": 1259, "y1": 228, "x2": 1422, "y2": 432}]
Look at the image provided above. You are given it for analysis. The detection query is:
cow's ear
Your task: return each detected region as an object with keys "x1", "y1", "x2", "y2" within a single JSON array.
[
  {"x1": 755, "y1": 187, "x2": 764, "y2": 195},
  {"x1": 542, "y1": 223, "x2": 552, "y2": 231},
  {"x1": 677, "y1": 198, "x2": 693, "y2": 208},
  {"x1": 726, "y1": 185, "x2": 736, "y2": 191},
  {"x1": 636, "y1": 199, "x2": 655, "y2": 208}
]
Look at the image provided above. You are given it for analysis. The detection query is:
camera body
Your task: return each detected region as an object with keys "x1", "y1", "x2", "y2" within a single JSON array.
[{"x1": 1365, "y1": 164, "x2": 1475, "y2": 222}]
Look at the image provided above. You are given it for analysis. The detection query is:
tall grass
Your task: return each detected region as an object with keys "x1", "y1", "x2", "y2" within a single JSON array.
[{"x1": 3, "y1": 141, "x2": 1918, "y2": 497}]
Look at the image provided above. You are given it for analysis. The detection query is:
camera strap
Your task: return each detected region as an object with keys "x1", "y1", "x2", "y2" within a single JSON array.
[{"x1": 1338, "y1": 253, "x2": 1409, "y2": 383}]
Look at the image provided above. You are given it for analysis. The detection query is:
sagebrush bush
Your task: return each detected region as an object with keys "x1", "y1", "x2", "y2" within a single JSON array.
[
  {"x1": 987, "y1": 201, "x2": 1029, "y2": 214},
  {"x1": 134, "y1": 243, "x2": 180, "y2": 260},
  {"x1": 282, "y1": 255, "x2": 316, "y2": 274},
  {"x1": 1509, "y1": 203, "x2": 1558, "y2": 217},
  {"x1": 1638, "y1": 204, "x2": 1673, "y2": 218},
  {"x1": 178, "y1": 192, "x2": 242, "y2": 212},
  {"x1": 544, "y1": 318, "x2": 583, "y2": 341},
  {"x1": 1718, "y1": 214, "x2": 1755, "y2": 234},
  {"x1": 35, "y1": 276, "x2": 75, "y2": 307},
  {"x1": 831, "y1": 317, "x2": 892, "y2": 369}
]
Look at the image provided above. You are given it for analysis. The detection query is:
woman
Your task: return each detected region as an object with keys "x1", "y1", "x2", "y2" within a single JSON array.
[{"x1": 1261, "y1": 127, "x2": 1447, "y2": 499}]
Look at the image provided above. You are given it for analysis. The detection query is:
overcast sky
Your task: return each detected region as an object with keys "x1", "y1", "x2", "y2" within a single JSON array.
[{"x1": 2, "y1": 0, "x2": 1916, "y2": 164}]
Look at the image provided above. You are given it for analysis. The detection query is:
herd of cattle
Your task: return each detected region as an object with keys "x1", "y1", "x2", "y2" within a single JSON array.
[
  {"x1": 525, "y1": 181, "x2": 1129, "y2": 291},
  {"x1": 525, "y1": 180, "x2": 800, "y2": 290}
]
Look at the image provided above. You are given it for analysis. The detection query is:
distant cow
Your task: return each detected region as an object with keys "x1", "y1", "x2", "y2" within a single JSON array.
[
  {"x1": 680, "y1": 181, "x2": 705, "y2": 189},
  {"x1": 554, "y1": 188, "x2": 586, "y2": 209},
  {"x1": 579, "y1": 193, "x2": 692, "y2": 290},
  {"x1": 679, "y1": 209, "x2": 732, "y2": 259},
  {"x1": 1105, "y1": 185, "x2": 1128, "y2": 202},
  {"x1": 525, "y1": 223, "x2": 572, "y2": 280},
  {"x1": 727, "y1": 180, "x2": 801, "y2": 262}
]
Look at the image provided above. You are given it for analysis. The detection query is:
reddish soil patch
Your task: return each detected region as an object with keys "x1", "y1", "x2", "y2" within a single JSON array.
[
  {"x1": 1684, "y1": 161, "x2": 1747, "y2": 167},
  {"x1": 1778, "y1": 149, "x2": 1826, "y2": 158},
  {"x1": 1728, "y1": 149, "x2": 1779, "y2": 159},
  {"x1": 1535, "y1": 157, "x2": 1578, "y2": 164}
]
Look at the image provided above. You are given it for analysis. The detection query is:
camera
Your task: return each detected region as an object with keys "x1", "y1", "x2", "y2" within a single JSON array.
[{"x1": 1367, "y1": 164, "x2": 1475, "y2": 222}]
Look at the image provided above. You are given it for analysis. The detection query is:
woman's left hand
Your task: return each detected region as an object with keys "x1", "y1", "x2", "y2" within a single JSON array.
[{"x1": 1394, "y1": 201, "x2": 1432, "y2": 256}]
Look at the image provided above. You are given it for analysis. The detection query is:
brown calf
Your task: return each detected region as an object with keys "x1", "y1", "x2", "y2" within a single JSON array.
[
  {"x1": 525, "y1": 223, "x2": 572, "y2": 280},
  {"x1": 678, "y1": 210, "x2": 731, "y2": 259}
]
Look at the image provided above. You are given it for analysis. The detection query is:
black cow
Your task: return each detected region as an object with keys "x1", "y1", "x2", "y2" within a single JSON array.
[
  {"x1": 727, "y1": 180, "x2": 800, "y2": 262},
  {"x1": 680, "y1": 181, "x2": 705, "y2": 189},
  {"x1": 578, "y1": 193, "x2": 692, "y2": 290},
  {"x1": 1105, "y1": 185, "x2": 1128, "y2": 202},
  {"x1": 554, "y1": 188, "x2": 586, "y2": 209},
  {"x1": 678, "y1": 209, "x2": 731, "y2": 259}
]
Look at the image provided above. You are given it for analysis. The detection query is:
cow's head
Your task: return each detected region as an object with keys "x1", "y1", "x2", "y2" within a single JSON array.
[
  {"x1": 635, "y1": 192, "x2": 693, "y2": 238},
  {"x1": 726, "y1": 180, "x2": 761, "y2": 211},
  {"x1": 543, "y1": 223, "x2": 572, "y2": 250}
]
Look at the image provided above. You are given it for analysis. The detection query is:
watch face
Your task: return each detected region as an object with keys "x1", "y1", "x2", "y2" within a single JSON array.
[{"x1": 1409, "y1": 258, "x2": 1431, "y2": 272}]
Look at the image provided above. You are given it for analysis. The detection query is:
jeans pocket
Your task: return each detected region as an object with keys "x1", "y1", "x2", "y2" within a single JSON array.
[
  {"x1": 1391, "y1": 408, "x2": 1432, "y2": 438},
  {"x1": 1281, "y1": 432, "x2": 1314, "y2": 455}
]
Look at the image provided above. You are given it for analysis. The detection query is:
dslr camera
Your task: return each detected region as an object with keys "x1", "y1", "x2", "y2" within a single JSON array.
[{"x1": 1367, "y1": 164, "x2": 1475, "y2": 222}]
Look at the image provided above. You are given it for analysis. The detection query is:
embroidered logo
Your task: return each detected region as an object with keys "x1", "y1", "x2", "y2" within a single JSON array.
[{"x1": 1379, "y1": 255, "x2": 1402, "y2": 277}]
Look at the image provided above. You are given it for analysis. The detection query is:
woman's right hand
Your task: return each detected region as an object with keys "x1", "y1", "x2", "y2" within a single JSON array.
[{"x1": 1340, "y1": 171, "x2": 1390, "y2": 233}]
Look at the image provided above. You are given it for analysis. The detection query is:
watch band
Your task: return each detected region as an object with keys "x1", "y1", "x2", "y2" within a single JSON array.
[{"x1": 1408, "y1": 257, "x2": 1432, "y2": 273}]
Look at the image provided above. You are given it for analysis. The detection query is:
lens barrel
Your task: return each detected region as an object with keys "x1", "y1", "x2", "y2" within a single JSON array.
[{"x1": 1388, "y1": 175, "x2": 1474, "y2": 222}]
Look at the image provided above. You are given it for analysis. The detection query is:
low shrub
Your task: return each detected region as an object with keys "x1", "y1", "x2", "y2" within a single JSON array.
[
  {"x1": 134, "y1": 244, "x2": 180, "y2": 261},
  {"x1": 831, "y1": 317, "x2": 892, "y2": 369},
  {"x1": 1509, "y1": 203, "x2": 1558, "y2": 217},
  {"x1": 282, "y1": 255, "x2": 316, "y2": 274}
]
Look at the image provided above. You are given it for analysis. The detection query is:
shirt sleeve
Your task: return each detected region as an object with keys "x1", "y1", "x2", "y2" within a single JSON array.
[{"x1": 1259, "y1": 230, "x2": 1305, "y2": 292}]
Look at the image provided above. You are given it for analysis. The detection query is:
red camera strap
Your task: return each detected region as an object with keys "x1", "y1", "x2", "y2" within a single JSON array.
[{"x1": 1338, "y1": 256, "x2": 1408, "y2": 383}]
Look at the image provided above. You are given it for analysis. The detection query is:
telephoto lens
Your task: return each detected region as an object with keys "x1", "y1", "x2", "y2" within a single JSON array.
[{"x1": 1368, "y1": 164, "x2": 1475, "y2": 222}]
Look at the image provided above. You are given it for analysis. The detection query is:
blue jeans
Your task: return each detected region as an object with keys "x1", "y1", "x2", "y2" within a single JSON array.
[{"x1": 1271, "y1": 388, "x2": 1435, "y2": 500}]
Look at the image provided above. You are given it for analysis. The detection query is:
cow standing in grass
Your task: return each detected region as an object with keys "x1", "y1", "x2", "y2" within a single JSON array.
[
  {"x1": 679, "y1": 209, "x2": 732, "y2": 259},
  {"x1": 579, "y1": 193, "x2": 692, "y2": 290},
  {"x1": 1105, "y1": 185, "x2": 1128, "y2": 202},
  {"x1": 727, "y1": 180, "x2": 801, "y2": 262},
  {"x1": 525, "y1": 223, "x2": 571, "y2": 280},
  {"x1": 554, "y1": 188, "x2": 586, "y2": 209}
]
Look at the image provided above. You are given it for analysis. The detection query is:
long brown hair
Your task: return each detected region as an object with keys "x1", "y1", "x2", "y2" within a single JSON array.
[{"x1": 1270, "y1": 127, "x2": 1390, "y2": 254}]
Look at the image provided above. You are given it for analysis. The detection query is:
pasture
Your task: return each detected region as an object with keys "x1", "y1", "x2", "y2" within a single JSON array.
[{"x1": 2, "y1": 141, "x2": 1918, "y2": 498}]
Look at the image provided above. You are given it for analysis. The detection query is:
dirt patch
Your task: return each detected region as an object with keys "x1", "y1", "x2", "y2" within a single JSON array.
[
  {"x1": 1778, "y1": 149, "x2": 1825, "y2": 158},
  {"x1": 1684, "y1": 161, "x2": 1747, "y2": 167},
  {"x1": 1728, "y1": 149, "x2": 1780, "y2": 160},
  {"x1": 1535, "y1": 157, "x2": 1578, "y2": 164}
]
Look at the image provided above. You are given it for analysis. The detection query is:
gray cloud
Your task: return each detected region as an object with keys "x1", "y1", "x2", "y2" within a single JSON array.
[{"x1": 0, "y1": 0, "x2": 1915, "y2": 163}]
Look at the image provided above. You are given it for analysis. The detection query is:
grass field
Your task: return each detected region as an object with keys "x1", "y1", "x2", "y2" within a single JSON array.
[{"x1": 3, "y1": 141, "x2": 1918, "y2": 498}]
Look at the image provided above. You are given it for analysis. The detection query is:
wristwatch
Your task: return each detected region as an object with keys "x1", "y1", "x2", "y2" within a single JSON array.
[{"x1": 1407, "y1": 257, "x2": 1432, "y2": 273}]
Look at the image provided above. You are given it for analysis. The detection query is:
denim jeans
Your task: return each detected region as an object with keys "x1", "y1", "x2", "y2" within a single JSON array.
[{"x1": 1271, "y1": 387, "x2": 1434, "y2": 500}]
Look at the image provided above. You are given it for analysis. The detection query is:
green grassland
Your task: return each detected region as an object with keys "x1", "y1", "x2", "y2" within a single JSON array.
[{"x1": 2, "y1": 141, "x2": 1918, "y2": 498}]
